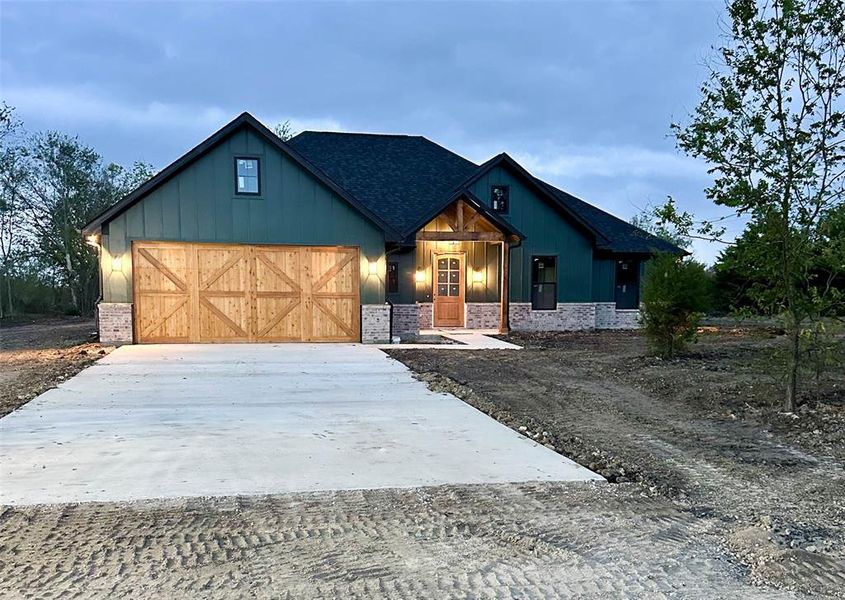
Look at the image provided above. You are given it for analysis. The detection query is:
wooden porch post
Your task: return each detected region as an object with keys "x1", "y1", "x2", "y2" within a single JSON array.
[{"x1": 499, "y1": 240, "x2": 510, "y2": 334}]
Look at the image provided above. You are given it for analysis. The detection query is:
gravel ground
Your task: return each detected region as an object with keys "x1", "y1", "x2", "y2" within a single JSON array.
[
  {"x1": 388, "y1": 329, "x2": 845, "y2": 598},
  {"x1": 0, "y1": 483, "x2": 804, "y2": 599}
]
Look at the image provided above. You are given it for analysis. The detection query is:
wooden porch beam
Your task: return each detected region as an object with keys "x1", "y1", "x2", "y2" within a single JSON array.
[
  {"x1": 416, "y1": 231, "x2": 504, "y2": 242},
  {"x1": 500, "y1": 241, "x2": 510, "y2": 334}
]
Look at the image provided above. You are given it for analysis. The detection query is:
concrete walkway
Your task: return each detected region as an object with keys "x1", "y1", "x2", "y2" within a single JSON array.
[
  {"x1": 0, "y1": 344, "x2": 599, "y2": 505},
  {"x1": 376, "y1": 329, "x2": 522, "y2": 350}
]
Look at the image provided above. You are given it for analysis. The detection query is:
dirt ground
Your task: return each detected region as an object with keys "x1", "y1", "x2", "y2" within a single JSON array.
[
  {"x1": 1, "y1": 321, "x2": 842, "y2": 598},
  {"x1": 388, "y1": 328, "x2": 845, "y2": 598},
  {"x1": 0, "y1": 483, "x2": 803, "y2": 599},
  {"x1": 0, "y1": 316, "x2": 110, "y2": 418}
]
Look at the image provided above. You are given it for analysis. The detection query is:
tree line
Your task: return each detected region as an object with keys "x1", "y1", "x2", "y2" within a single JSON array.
[{"x1": 0, "y1": 104, "x2": 154, "y2": 318}]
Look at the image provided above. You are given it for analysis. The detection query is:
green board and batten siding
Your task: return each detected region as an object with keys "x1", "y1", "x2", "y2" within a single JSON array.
[
  {"x1": 468, "y1": 165, "x2": 595, "y2": 304},
  {"x1": 101, "y1": 128, "x2": 387, "y2": 305}
]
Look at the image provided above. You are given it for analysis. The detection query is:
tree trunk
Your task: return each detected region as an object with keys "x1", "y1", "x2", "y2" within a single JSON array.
[
  {"x1": 64, "y1": 250, "x2": 79, "y2": 311},
  {"x1": 785, "y1": 325, "x2": 800, "y2": 412}
]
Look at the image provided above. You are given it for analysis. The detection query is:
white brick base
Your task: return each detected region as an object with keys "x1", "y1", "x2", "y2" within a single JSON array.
[
  {"x1": 391, "y1": 304, "x2": 419, "y2": 338},
  {"x1": 509, "y1": 302, "x2": 596, "y2": 331},
  {"x1": 98, "y1": 302, "x2": 133, "y2": 344},
  {"x1": 465, "y1": 303, "x2": 501, "y2": 329},
  {"x1": 361, "y1": 304, "x2": 391, "y2": 343},
  {"x1": 595, "y1": 303, "x2": 641, "y2": 329}
]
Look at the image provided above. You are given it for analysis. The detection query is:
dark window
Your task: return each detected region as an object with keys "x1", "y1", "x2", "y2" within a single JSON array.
[
  {"x1": 531, "y1": 256, "x2": 557, "y2": 310},
  {"x1": 491, "y1": 185, "x2": 509, "y2": 213},
  {"x1": 235, "y1": 158, "x2": 260, "y2": 194},
  {"x1": 615, "y1": 259, "x2": 640, "y2": 309},
  {"x1": 387, "y1": 262, "x2": 399, "y2": 294}
]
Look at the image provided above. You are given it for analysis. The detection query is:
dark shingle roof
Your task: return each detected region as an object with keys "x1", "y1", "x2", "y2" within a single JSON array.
[
  {"x1": 289, "y1": 130, "x2": 683, "y2": 254},
  {"x1": 288, "y1": 132, "x2": 478, "y2": 238},
  {"x1": 535, "y1": 180, "x2": 683, "y2": 254}
]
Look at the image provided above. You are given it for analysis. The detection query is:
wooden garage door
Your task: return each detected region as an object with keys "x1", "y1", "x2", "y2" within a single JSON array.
[{"x1": 132, "y1": 242, "x2": 360, "y2": 343}]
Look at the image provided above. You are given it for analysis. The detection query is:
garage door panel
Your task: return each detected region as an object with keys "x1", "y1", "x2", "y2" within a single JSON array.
[
  {"x1": 255, "y1": 297, "x2": 302, "y2": 340},
  {"x1": 136, "y1": 295, "x2": 190, "y2": 342},
  {"x1": 312, "y1": 297, "x2": 357, "y2": 341},
  {"x1": 254, "y1": 248, "x2": 301, "y2": 293},
  {"x1": 135, "y1": 246, "x2": 189, "y2": 293},
  {"x1": 133, "y1": 242, "x2": 359, "y2": 343},
  {"x1": 199, "y1": 296, "x2": 249, "y2": 341}
]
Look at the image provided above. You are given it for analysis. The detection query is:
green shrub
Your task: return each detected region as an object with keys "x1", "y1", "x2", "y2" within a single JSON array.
[{"x1": 640, "y1": 253, "x2": 711, "y2": 358}]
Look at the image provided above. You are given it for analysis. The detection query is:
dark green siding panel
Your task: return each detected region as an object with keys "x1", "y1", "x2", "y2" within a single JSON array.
[
  {"x1": 469, "y1": 165, "x2": 594, "y2": 303},
  {"x1": 592, "y1": 258, "x2": 616, "y2": 302},
  {"x1": 161, "y1": 184, "x2": 181, "y2": 239},
  {"x1": 178, "y1": 171, "x2": 198, "y2": 240},
  {"x1": 249, "y1": 199, "x2": 267, "y2": 243},
  {"x1": 143, "y1": 193, "x2": 163, "y2": 239},
  {"x1": 387, "y1": 248, "x2": 417, "y2": 305},
  {"x1": 232, "y1": 199, "x2": 250, "y2": 241},
  {"x1": 103, "y1": 127, "x2": 386, "y2": 306},
  {"x1": 126, "y1": 203, "x2": 144, "y2": 238},
  {"x1": 214, "y1": 147, "x2": 233, "y2": 240}
]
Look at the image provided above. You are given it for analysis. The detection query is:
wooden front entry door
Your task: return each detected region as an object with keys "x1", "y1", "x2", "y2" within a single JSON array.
[
  {"x1": 433, "y1": 253, "x2": 464, "y2": 327},
  {"x1": 132, "y1": 241, "x2": 360, "y2": 343}
]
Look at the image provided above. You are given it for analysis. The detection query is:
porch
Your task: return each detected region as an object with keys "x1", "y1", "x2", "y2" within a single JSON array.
[{"x1": 387, "y1": 193, "x2": 523, "y2": 338}]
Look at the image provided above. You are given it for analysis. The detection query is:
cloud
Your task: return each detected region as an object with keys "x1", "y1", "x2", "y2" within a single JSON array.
[
  {"x1": 3, "y1": 85, "x2": 345, "y2": 135},
  {"x1": 511, "y1": 146, "x2": 708, "y2": 181}
]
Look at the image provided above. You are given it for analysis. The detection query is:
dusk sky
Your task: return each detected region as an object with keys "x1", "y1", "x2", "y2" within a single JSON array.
[{"x1": 1, "y1": 0, "x2": 740, "y2": 262}]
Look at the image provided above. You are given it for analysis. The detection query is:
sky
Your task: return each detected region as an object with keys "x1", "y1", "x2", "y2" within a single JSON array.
[{"x1": 1, "y1": 0, "x2": 742, "y2": 263}]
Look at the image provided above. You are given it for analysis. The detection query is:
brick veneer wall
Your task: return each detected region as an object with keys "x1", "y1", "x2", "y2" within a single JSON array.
[
  {"x1": 465, "y1": 303, "x2": 501, "y2": 329},
  {"x1": 391, "y1": 304, "x2": 420, "y2": 339},
  {"x1": 509, "y1": 302, "x2": 597, "y2": 331},
  {"x1": 417, "y1": 302, "x2": 433, "y2": 330},
  {"x1": 98, "y1": 302, "x2": 133, "y2": 344},
  {"x1": 361, "y1": 304, "x2": 391, "y2": 343},
  {"x1": 595, "y1": 303, "x2": 641, "y2": 329}
]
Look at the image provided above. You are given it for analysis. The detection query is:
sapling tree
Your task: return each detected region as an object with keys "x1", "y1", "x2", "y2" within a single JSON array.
[{"x1": 669, "y1": 0, "x2": 845, "y2": 410}]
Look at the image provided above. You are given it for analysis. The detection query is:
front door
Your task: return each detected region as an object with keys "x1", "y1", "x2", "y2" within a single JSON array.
[{"x1": 433, "y1": 253, "x2": 464, "y2": 327}]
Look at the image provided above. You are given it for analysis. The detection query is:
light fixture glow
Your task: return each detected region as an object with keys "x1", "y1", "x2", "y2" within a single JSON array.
[
  {"x1": 368, "y1": 261, "x2": 378, "y2": 275},
  {"x1": 111, "y1": 257, "x2": 122, "y2": 272},
  {"x1": 415, "y1": 270, "x2": 425, "y2": 283},
  {"x1": 85, "y1": 234, "x2": 100, "y2": 247},
  {"x1": 472, "y1": 270, "x2": 484, "y2": 283}
]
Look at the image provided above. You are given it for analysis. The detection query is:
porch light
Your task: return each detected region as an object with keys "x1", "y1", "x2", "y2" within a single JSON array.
[
  {"x1": 85, "y1": 234, "x2": 100, "y2": 248},
  {"x1": 472, "y1": 270, "x2": 484, "y2": 283},
  {"x1": 368, "y1": 261, "x2": 379, "y2": 275},
  {"x1": 415, "y1": 270, "x2": 425, "y2": 283},
  {"x1": 111, "y1": 256, "x2": 122, "y2": 272}
]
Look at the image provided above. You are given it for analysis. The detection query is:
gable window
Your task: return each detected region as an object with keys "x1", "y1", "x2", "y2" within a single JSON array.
[
  {"x1": 235, "y1": 158, "x2": 260, "y2": 195},
  {"x1": 531, "y1": 256, "x2": 557, "y2": 310},
  {"x1": 491, "y1": 185, "x2": 509, "y2": 213},
  {"x1": 387, "y1": 261, "x2": 399, "y2": 294}
]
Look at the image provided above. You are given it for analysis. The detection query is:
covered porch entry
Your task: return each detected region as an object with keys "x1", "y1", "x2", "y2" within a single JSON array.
[{"x1": 411, "y1": 193, "x2": 522, "y2": 334}]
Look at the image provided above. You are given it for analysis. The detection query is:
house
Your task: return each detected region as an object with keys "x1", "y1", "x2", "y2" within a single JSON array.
[{"x1": 82, "y1": 112, "x2": 680, "y2": 344}]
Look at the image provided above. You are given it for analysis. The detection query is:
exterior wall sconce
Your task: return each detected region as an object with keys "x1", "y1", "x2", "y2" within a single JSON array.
[
  {"x1": 85, "y1": 234, "x2": 100, "y2": 248},
  {"x1": 415, "y1": 270, "x2": 425, "y2": 283},
  {"x1": 368, "y1": 261, "x2": 379, "y2": 275},
  {"x1": 472, "y1": 270, "x2": 484, "y2": 283},
  {"x1": 111, "y1": 256, "x2": 122, "y2": 272}
]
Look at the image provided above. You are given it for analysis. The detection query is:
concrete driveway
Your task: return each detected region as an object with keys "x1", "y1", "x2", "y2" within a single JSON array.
[{"x1": 0, "y1": 344, "x2": 599, "y2": 504}]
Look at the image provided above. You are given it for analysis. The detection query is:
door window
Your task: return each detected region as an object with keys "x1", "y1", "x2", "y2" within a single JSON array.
[{"x1": 436, "y1": 257, "x2": 461, "y2": 297}]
